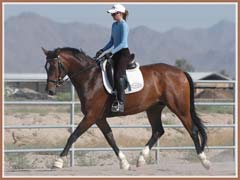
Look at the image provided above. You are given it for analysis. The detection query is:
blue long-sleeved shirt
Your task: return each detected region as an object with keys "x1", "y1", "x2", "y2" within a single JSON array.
[{"x1": 102, "y1": 19, "x2": 129, "y2": 54}]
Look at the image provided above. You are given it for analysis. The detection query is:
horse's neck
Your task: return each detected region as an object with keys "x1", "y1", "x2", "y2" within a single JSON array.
[
  {"x1": 65, "y1": 55, "x2": 98, "y2": 104},
  {"x1": 65, "y1": 55, "x2": 95, "y2": 78}
]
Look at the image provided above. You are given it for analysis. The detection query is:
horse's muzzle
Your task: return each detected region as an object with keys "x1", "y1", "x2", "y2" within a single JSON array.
[
  {"x1": 48, "y1": 89, "x2": 56, "y2": 96},
  {"x1": 46, "y1": 86, "x2": 56, "y2": 96}
]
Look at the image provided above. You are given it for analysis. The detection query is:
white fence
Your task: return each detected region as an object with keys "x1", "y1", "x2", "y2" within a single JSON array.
[{"x1": 4, "y1": 74, "x2": 236, "y2": 167}]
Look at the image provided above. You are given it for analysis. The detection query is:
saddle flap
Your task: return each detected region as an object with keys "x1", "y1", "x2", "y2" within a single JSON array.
[
  {"x1": 105, "y1": 60, "x2": 115, "y2": 88},
  {"x1": 100, "y1": 60, "x2": 144, "y2": 95}
]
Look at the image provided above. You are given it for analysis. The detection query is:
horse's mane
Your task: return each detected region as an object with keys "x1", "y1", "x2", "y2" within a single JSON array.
[{"x1": 54, "y1": 47, "x2": 94, "y2": 62}]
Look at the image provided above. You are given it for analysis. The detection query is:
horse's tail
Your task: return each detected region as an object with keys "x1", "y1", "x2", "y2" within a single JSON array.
[{"x1": 184, "y1": 72, "x2": 207, "y2": 152}]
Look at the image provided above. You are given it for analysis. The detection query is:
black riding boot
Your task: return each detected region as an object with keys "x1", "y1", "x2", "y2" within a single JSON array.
[{"x1": 111, "y1": 78, "x2": 126, "y2": 112}]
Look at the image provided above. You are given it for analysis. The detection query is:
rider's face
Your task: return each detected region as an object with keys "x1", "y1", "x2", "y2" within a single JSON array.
[{"x1": 111, "y1": 12, "x2": 123, "y2": 21}]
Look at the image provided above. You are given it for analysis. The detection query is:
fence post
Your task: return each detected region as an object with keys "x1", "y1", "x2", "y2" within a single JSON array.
[
  {"x1": 155, "y1": 139, "x2": 160, "y2": 164},
  {"x1": 232, "y1": 82, "x2": 236, "y2": 161},
  {"x1": 70, "y1": 84, "x2": 75, "y2": 167}
]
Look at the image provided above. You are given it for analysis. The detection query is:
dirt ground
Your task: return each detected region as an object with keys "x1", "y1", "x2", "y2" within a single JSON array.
[
  {"x1": 4, "y1": 160, "x2": 236, "y2": 177},
  {"x1": 4, "y1": 108, "x2": 236, "y2": 177}
]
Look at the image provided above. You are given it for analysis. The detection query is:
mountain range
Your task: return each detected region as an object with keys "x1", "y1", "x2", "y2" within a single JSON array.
[{"x1": 4, "y1": 12, "x2": 236, "y2": 78}]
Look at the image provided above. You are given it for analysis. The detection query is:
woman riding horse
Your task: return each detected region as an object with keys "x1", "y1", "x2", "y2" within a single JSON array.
[
  {"x1": 43, "y1": 46, "x2": 210, "y2": 170},
  {"x1": 42, "y1": 4, "x2": 210, "y2": 172},
  {"x1": 95, "y1": 4, "x2": 131, "y2": 113}
]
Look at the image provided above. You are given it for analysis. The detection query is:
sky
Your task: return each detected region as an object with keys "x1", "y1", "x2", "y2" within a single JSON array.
[{"x1": 4, "y1": 3, "x2": 236, "y2": 32}]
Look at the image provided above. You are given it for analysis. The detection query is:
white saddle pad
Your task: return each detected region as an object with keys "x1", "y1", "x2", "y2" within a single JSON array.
[{"x1": 100, "y1": 60, "x2": 144, "y2": 94}]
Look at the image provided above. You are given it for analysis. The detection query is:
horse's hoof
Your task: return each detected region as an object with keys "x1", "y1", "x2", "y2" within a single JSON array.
[
  {"x1": 120, "y1": 159, "x2": 131, "y2": 170},
  {"x1": 53, "y1": 158, "x2": 64, "y2": 169},
  {"x1": 201, "y1": 159, "x2": 211, "y2": 170},
  {"x1": 136, "y1": 159, "x2": 145, "y2": 167},
  {"x1": 136, "y1": 155, "x2": 146, "y2": 167},
  {"x1": 198, "y1": 152, "x2": 211, "y2": 170}
]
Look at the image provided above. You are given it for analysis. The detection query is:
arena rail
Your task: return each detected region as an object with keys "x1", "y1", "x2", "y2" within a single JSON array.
[{"x1": 4, "y1": 74, "x2": 237, "y2": 166}]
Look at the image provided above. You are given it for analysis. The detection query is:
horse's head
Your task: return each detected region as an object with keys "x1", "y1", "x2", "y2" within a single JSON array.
[{"x1": 42, "y1": 47, "x2": 67, "y2": 96}]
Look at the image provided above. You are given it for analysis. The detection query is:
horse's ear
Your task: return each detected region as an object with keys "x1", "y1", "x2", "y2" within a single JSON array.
[{"x1": 41, "y1": 47, "x2": 48, "y2": 56}]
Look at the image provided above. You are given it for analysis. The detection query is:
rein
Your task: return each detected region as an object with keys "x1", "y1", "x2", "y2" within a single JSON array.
[
  {"x1": 61, "y1": 63, "x2": 96, "y2": 86},
  {"x1": 46, "y1": 55, "x2": 97, "y2": 87}
]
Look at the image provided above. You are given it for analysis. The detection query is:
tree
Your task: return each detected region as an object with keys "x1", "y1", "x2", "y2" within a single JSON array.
[
  {"x1": 175, "y1": 58, "x2": 195, "y2": 72},
  {"x1": 219, "y1": 69, "x2": 229, "y2": 77}
]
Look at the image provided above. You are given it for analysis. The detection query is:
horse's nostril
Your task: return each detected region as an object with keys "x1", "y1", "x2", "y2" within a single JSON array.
[{"x1": 48, "y1": 89, "x2": 56, "y2": 96}]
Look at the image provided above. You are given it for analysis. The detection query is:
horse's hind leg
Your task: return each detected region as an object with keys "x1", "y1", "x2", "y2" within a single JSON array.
[
  {"x1": 137, "y1": 104, "x2": 165, "y2": 167},
  {"x1": 166, "y1": 92, "x2": 210, "y2": 169},
  {"x1": 96, "y1": 118, "x2": 130, "y2": 170}
]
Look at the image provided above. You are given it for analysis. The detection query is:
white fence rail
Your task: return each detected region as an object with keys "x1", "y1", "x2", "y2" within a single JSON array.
[{"x1": 4, "y1": 74, "x2": 236, "y2": 166}]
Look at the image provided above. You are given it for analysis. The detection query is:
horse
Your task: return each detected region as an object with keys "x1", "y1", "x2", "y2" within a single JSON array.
[{"x1": 42, "y1": 47, "x2": 211, "y2": 170}]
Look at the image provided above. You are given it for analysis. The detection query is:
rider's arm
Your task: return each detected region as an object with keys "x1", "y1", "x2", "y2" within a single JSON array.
[
  {"x1": 102, "y1": 24, "x2": 114, "y2": 51},
  {"x1": 111, "y1": 22, "x2": 128, "y2": 54},
  {"x1": 102, "y1": 35, "x2": 113, "y2": 52}
]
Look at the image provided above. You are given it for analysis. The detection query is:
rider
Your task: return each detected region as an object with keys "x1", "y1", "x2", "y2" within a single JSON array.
[{"x1": 95, "y1": 4, "x2": 131, "y2": 113}]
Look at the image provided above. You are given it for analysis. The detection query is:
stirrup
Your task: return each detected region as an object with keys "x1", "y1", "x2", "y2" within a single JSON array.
[
  {"x1": 111, "y1": 100, "x2": 124, "y2": 112},
  {"x1": 111, "y1": 100, "x2": 120, "y2": 112}
]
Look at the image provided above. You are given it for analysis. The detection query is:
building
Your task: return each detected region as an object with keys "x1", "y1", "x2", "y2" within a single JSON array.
[
  {"x1": 188, "y1": 72, "x2": 232, "y2": 81},
  {"x1": 188, "y1": 72, "x2": 233, "y2": 99}
]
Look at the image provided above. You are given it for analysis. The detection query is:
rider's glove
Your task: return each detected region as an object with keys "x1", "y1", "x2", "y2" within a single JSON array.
[
  {"x1": 95, "y1": 49, "x2": 104, "y2": 58},
  {"x1": 96, "y1": 58, "x2": 102, "y2": 65},
  {"x1": 103, "y1": 52, "x2": 113, "y2": 59}
]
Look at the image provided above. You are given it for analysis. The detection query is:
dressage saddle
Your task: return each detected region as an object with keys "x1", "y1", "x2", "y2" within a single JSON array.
[
  {"x1": 127, "y1": 54, "x2": 137, "y2": 69},
  {"x1": 106, "y1": 53, "x2": 137, "y2": 89}
]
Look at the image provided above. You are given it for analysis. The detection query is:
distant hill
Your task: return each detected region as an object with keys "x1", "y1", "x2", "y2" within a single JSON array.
[{"x1": 4, "y1": 12, "x2": 236, "y2": 78}]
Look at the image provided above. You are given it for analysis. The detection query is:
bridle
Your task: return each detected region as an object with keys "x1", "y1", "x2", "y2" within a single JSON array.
[
  {"x1": 45, "y1": 55, "x2": 98, "y2": 87},
  {"x1": 45, "y1": 56, "x2": 67, "y2": 87}
]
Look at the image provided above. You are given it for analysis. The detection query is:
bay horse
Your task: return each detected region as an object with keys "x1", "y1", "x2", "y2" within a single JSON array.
[{"x1": 42, "y1": 47, "x2": 211, "y2": 170}]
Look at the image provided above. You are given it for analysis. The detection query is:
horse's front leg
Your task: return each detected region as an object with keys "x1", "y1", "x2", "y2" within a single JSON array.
[
  {"x1": 96, "y1": 118, "x2": 131, "y2": 170},
  {"x1": 53, "y1": 113, "x2": 97, "y2": 168}
]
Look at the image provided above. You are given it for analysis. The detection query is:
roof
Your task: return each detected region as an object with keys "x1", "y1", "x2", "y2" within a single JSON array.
[{"x1": 188, "y1": 72, "x2": 232, "y2": 81}]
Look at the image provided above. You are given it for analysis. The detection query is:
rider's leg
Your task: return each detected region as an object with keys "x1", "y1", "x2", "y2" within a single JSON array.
[
  {"x1": 112, "y1": 49, "x2": 131, "y2": 112},
  {"x1": 115, "y1": 77, "x2": 126, "y2": 112}
]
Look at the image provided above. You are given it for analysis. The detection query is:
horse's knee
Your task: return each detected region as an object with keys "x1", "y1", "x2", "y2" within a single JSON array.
[
  {"x1": 105, "y1": 131, "x2": 116, "y2": 143},
  {"x1": 69, "y1": 133, "x2": 79, "y2": 143},
  {"x1": 101, "y1": 126, "x2": 112, "y2": 135}
]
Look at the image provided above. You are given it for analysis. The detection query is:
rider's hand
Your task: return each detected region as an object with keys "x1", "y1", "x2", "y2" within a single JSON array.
[
  {"x1": 103, "y1": 52, "x2": 113, "y2": 59},
  {"x1": 95, "y1": 49, "x2": 104, "y2": 58},
  {"x1": 96, "y1": 58, "x2": 102, "y2": 65}
]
